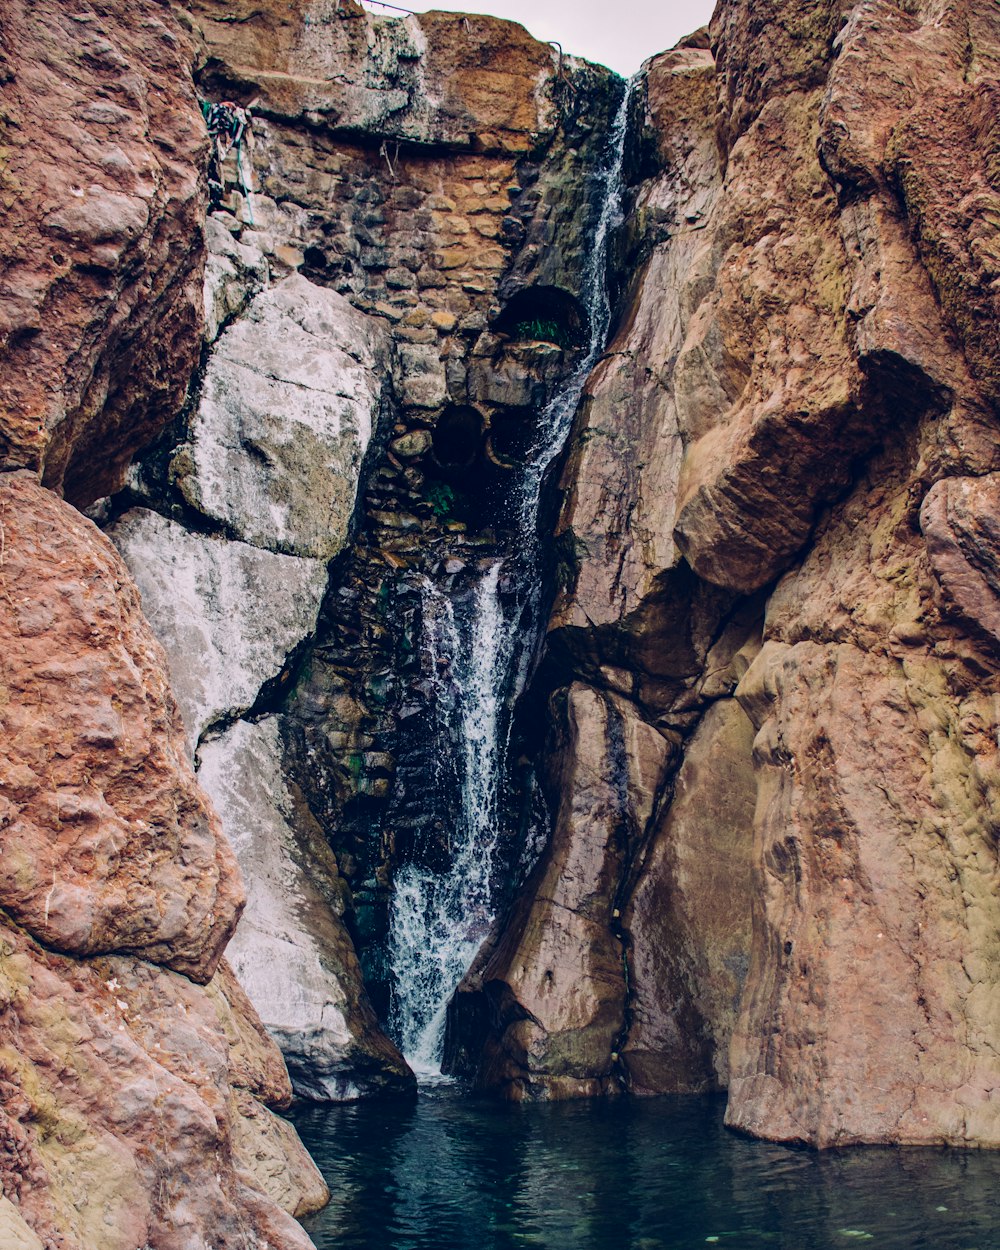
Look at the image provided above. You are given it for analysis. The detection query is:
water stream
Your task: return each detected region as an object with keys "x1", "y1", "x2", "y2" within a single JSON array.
[{"x1": 387, "y1": 77, "x2": 635, "y2": 1073}]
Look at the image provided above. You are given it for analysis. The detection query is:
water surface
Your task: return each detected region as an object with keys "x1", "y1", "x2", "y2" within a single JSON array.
[{"x1": 293, "y1": 1087, "x2": 1000, "y2": 1250}]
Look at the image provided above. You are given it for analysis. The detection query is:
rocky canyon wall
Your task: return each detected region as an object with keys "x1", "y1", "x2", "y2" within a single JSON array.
[
  {"x1": 0, "y1": 3, "x2": 327, "y2": 1247},
  {"x1": 459, "y1": 0, "x2": 1000, "y2": 1149},
  {"x1": 2, "y1": 3, "x2": 1000, "y2": 1246},
  {"x1": 101, "y1": 0, "x2": 625, "y2": 1101}
]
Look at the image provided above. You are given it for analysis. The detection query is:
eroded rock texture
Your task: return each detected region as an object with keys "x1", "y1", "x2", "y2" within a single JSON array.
[
  {"x1": 0, "y1": 0, "x2": 206, "y2": 505},
  {"x1": 0, "y1": 475, "x2": 240, "y2": 980},
  {"x1": 3, "y1": 13, "x2": 998, "y2": 1245},
  {"x1": 0, "y1": 478, "x2": 325, "y2": 1246},
  {"x1": 456, "y1": 0, "x2": 1000, "y2": 1149},
  {"x1": 0, "y1": 3, "x2": 329, "y2": 1240}
]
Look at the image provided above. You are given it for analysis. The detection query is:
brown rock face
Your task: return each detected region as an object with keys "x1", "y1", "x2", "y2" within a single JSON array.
[
  {"x1": 0, "y1": 473, "x2": 325, "y2": 1242},
  {"x1": 448, "y1": 684, "x2": 673, "y2": 1097},
  {"x1": 920, "y1": 474, "x2": 1000, "y2": 646},
  {"x1": 622, "y1": 696, "x2": 756, "y2": 1095},
  {"x1": 726, "y1": 440, "x2": 1000, "y2": 1145},
  {"x1": 475, "y1": 0, "x2": 1000, "y2": 1149},
  {"x1": 1, "y1": 0, "x2": 995, "y2": 1209},
  {"x1": 0, "y1": 929, "x2": 325, "y2": 1250},
  {"x1": 0, "y1": 474, "x2": 241, "y2": 982},
  {"x1": 0, "y1": 3, "x2": 327, "y2": 1236},
  {"x1": 0, "y1": 0, "x2": 207, "y2": 505},
  {"x1": 189, "y1": 0, "x2": 557, "y2": 154}
]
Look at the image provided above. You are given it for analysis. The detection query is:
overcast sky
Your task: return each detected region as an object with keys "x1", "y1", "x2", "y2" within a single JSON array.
[{"x1": 366, "y1": 0, "x2": 717, "y2": 76}]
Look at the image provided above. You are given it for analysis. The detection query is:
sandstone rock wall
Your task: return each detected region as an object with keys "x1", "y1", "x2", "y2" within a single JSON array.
[
  {"x1": 0, "y1": 0, "x2": 206, "y2": 506},
  {"x1": 3, "y1": 10, "x2": 998, "y2": 1236},
  {"x1": 0, "y1": 477, "x2": 325, "y2": 1247},
  {"x1": 466, "y1": 0, "x2": 1000, "y2": 1149}
]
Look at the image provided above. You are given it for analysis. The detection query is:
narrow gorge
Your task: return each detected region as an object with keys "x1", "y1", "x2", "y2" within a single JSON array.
[{"x1": 1, "y1": 0, "x2": 999, "y2": 1246}]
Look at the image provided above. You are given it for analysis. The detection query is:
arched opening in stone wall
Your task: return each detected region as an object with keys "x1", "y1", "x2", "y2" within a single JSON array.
[
  {"x1": 431, "y1": 405, "x2": 484, "y2": 475},
  {"x1": 423, "y1": 404, "x2": 524, "y2": 532},
  {"x1": 486, "y1": 410, "x2": 535, "y2": 469},
  {"x1": 493, "y1": 285, "x2": 587, "y2": 349}
]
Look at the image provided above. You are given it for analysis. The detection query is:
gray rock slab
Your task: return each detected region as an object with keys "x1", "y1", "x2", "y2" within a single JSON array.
[
  {"x1": 108, "y1": 508, "x2": 327, "y2": 749},
  {"x1": 176, "y1": 272, "x2": 393, "y2": 559},
  {"x1": 203, "y1": 212, "x2": 269, "y2": 345},
  {"x1": 197, "y1": 718, "x2": 413, "y2": 1100}
]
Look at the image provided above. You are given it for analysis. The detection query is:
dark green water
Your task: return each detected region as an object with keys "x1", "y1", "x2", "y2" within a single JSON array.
[{"x1": 292, "y1": 1086, "x2": 1000, "y2": 1250}]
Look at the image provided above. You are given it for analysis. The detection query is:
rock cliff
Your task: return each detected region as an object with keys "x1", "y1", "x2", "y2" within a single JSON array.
[
  {"x1": 103, "y1": 0, "x2": 624, "y2": 1100},
  {"x1": 456, "y1": 0, "x2": 1000, "y2": 1149},
  {"x1": 2, "y1": 1, "x2": 1000, "y2": 1244},
  {"x1": 0, "y1": 472, "x2": 327, "y2": 1246},
  {"x1": 0, "y1": 3, "x2": 326, "y2": 1245}
]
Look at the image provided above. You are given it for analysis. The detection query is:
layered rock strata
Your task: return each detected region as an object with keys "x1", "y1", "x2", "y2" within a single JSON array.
[{"x1": 2, "y1": 8, "x2": 997, "y2": 1231}]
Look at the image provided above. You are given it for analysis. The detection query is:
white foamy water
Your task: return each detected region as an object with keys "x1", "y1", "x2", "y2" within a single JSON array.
[
  {"x1": 389, "y1": 567, "x2": 512, "y2": 1069},
  {"x1": 388, "y1": 79, "x2": 636, "y2": 1076}
]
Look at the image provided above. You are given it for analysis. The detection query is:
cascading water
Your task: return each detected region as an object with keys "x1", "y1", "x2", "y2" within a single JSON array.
[
  {"x1": 388, "y1": 565, "x2": 511, "y2": 1073},
  {"x1": 388, "y1": 76, "x2": 635, "y2": 1075}
]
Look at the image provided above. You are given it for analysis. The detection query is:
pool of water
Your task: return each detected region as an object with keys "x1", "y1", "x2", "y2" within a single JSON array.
[{"x1": 292, "y1": 1086, "x2": 1000, "y2": 1250}]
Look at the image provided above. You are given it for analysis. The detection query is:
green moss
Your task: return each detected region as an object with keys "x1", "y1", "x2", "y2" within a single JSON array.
[{"x1": 425, "y1": 481, "x2": 455, "y2": 517}]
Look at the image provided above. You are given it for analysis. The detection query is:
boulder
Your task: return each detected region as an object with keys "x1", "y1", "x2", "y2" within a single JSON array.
[
  {"x1": 0, "y1": 923, "x2": 325, "y2": 1250},
  {"x1": 0, "y1": 473, "x2": 325, "y2": 1245},
  {"x1": 0, "y1": 474, "x2": 241, "y2": 980},
  {"x1": 174, "y1": 272, "x2": 393, "y2": 559},
  {"x1": 198, "y1": 718, "x2": 415, "y2": 1100}
]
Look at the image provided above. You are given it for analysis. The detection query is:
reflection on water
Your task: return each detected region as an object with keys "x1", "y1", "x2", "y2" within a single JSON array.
[{"x1": 293, "y1": 1089, "x2": 1000, "y2": 1250}]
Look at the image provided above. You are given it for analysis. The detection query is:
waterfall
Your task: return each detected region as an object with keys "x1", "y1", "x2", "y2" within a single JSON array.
[
  {"x1": 517, "y1": 76, "x2": 635, "y2": 530},
  {"x1": 388, "y1": 76, "x2": 635, "y2": 1076},
  {"x1": 389, "y1": 566, "x2": 513, "y2": 1073}
]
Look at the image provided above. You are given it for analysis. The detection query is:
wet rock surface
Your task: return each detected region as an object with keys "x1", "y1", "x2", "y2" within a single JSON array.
[
  {"x1": 448, "y1": 684, "x2": 673, "y2": 1097},
  {"x1": 107, "y1": 508, "x2": 328, "y2": 748},
  {"x1": 103, "y1": 0, "x2": 623, "y2": 1099}
]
